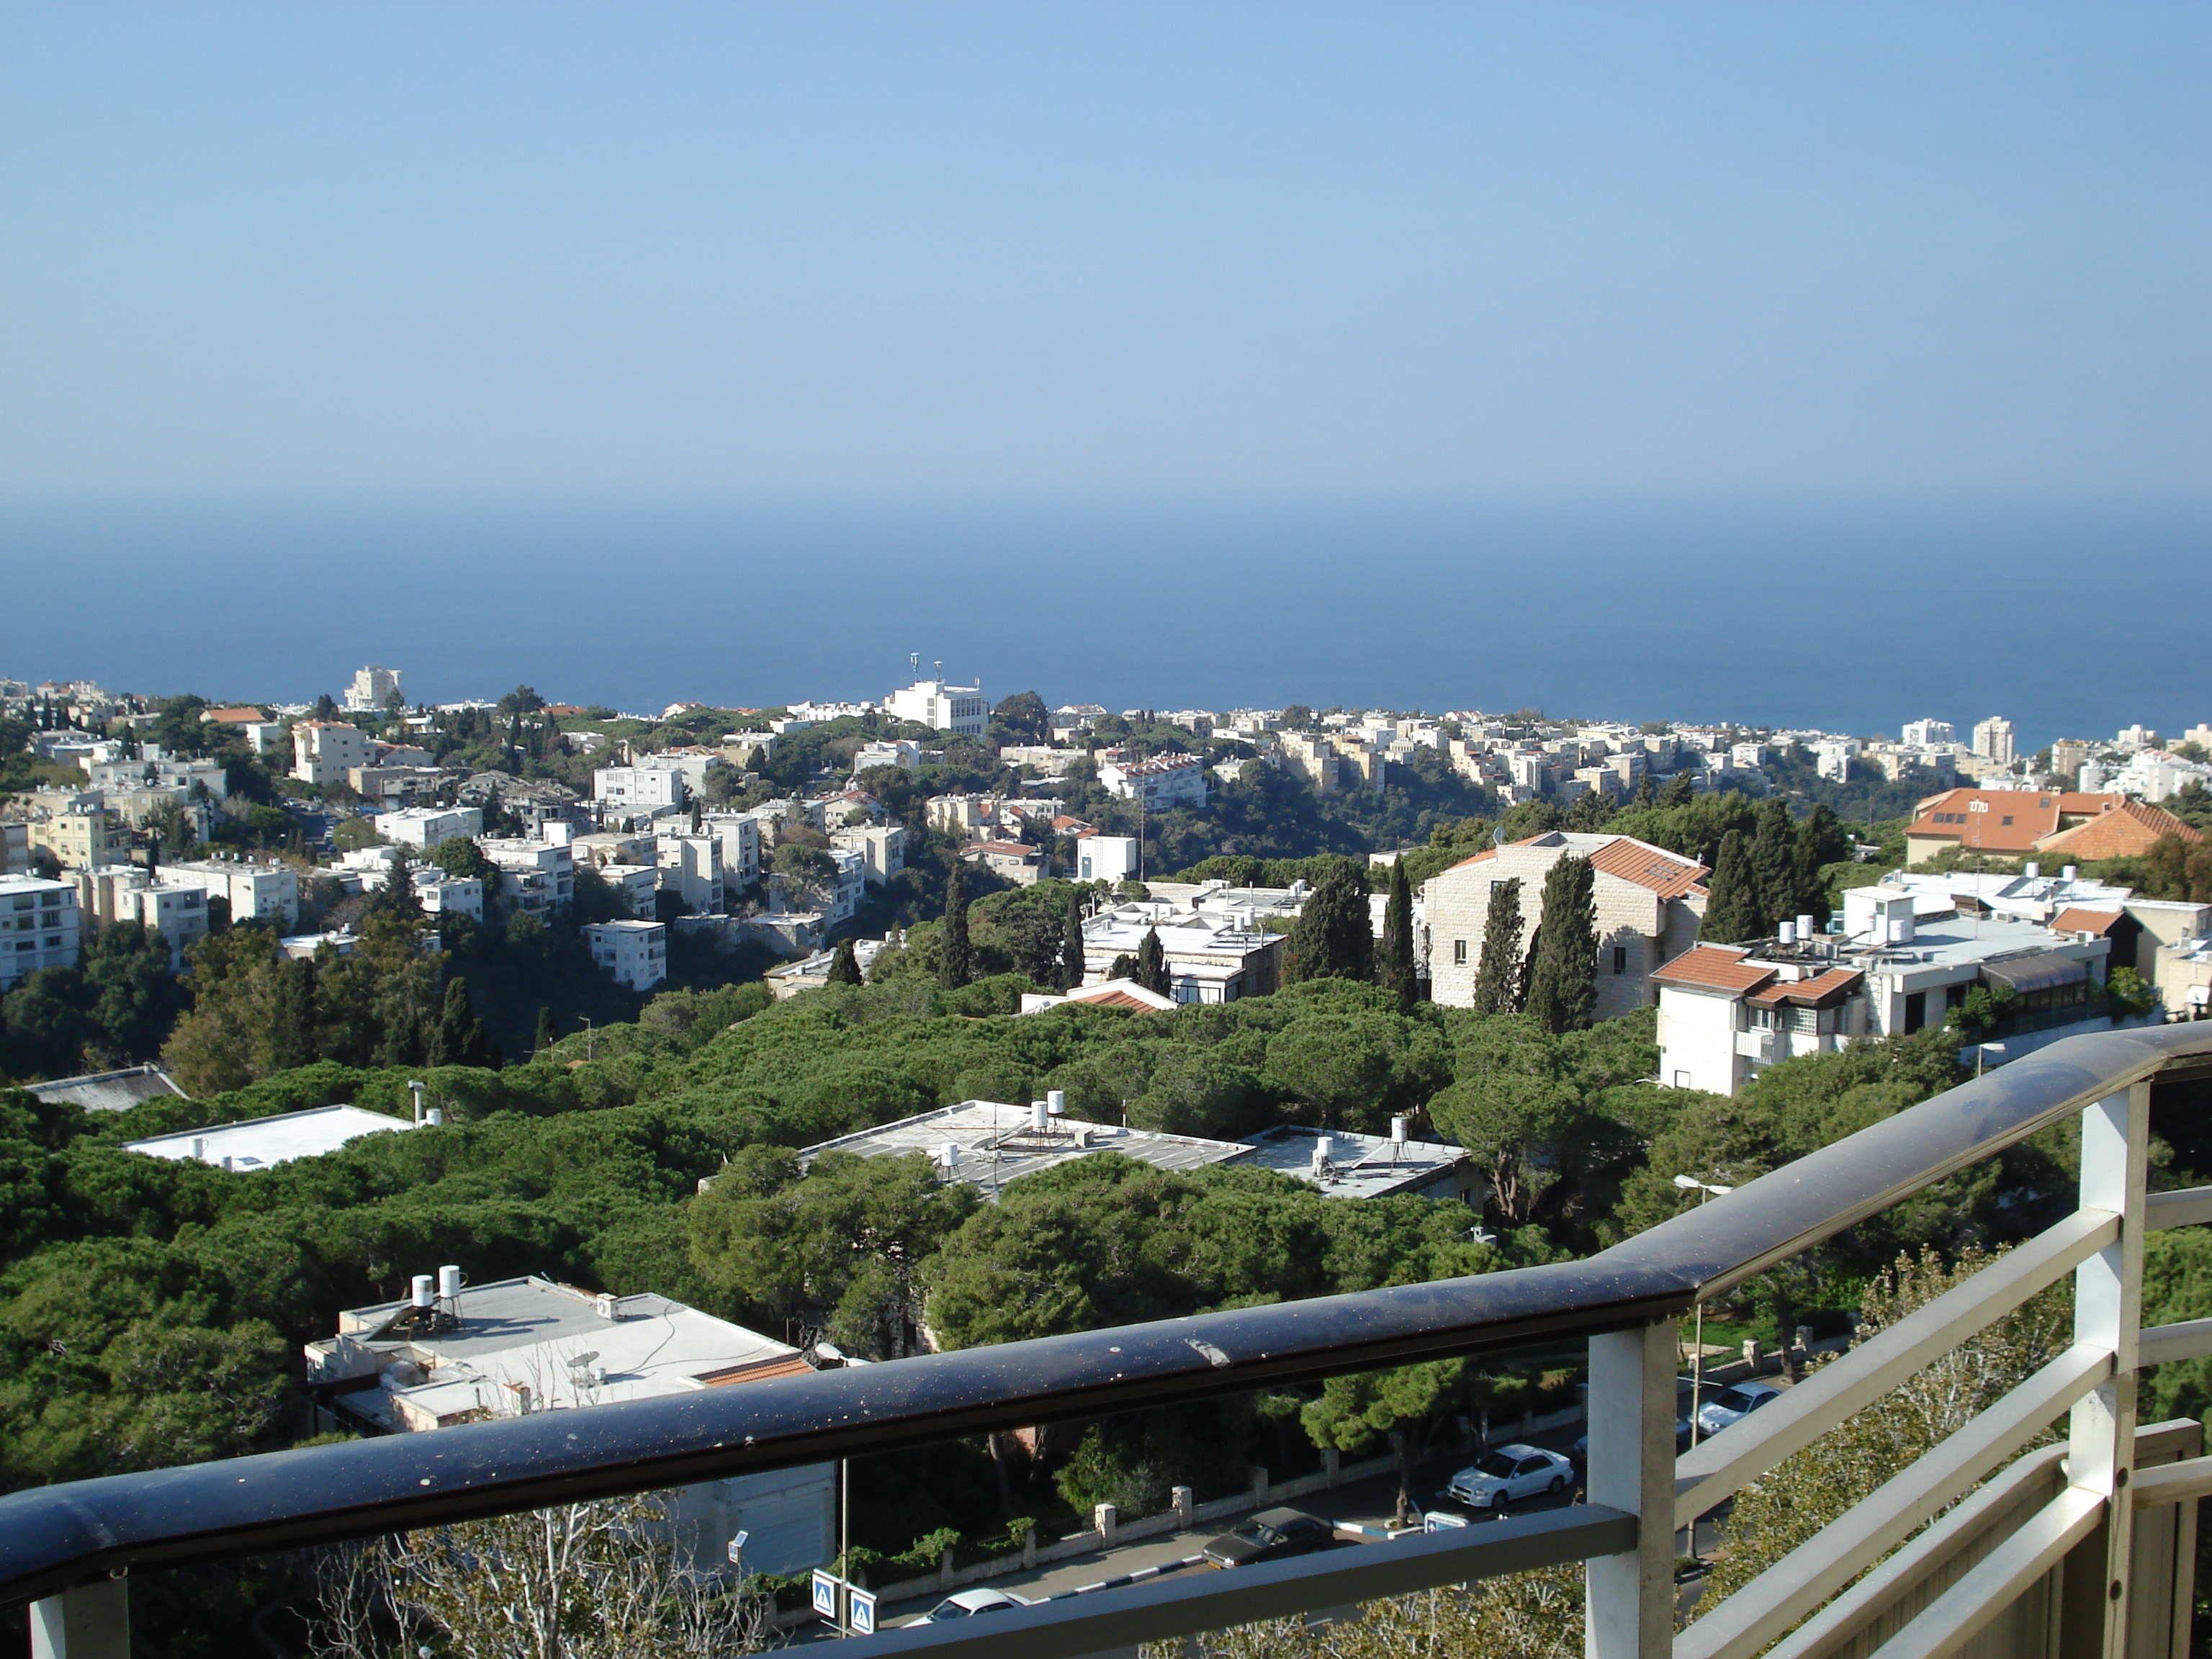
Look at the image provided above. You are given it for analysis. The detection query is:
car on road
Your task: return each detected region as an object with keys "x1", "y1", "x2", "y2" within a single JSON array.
[
  {"x1": 1201, "y1": 1508, "x2": 1336, "y2": 1568},
  {"x1": 1446, "y1": 1443, "x2": 1576, "y2": 1511},
  {"x1": 1695, "y1": 1380, "x2": 1784, "y2": 1437},
  {"x1": 907, "y1": 1588, "x2": 1037, "y2": 1624}
]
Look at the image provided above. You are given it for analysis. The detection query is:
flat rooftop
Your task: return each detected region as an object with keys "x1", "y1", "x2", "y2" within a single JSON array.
[
  {"x1": 1238, "y1": 1124, "x2": 1473, "y2": 1201},
  {"x1": 125, "y1": 1104, "x2": 411, "y2": 1169},
  {"x1": 30, "y1": 1064, "x2": 186, "y2": 1113},
  {"x1": 315, "y1": 1276, "x2": 809, "y2": 1431},
  {"x1": 800, "y1": 1100, "x2": 1251, "y2": 1197}
]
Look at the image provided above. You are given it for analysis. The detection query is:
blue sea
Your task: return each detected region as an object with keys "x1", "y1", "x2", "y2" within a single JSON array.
[{"x1": 2, "y1": 493, "x2": 2206, "y2": 752}]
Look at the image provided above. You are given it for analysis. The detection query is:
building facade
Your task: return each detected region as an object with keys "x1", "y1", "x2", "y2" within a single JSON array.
[
  {"x1": 0, "y1": 875, "x2": 82, "y2": 990},
  {"x1": 1423, "y1": 832, "x2": 1709, "y2": 1020},
  {"x1": 583, "y1": 919, "x2": 667, "y2": 990}
]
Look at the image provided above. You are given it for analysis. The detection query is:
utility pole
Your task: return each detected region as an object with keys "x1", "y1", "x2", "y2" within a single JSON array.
[{"x1": 1672, "y1": 1172, "x2": 1734, "y2": 1448}]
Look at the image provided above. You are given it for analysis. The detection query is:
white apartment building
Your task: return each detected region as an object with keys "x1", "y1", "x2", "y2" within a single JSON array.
[
  {"x1": 1098, "y1": 753, "x2": 1208, "y2": 809},
  {"x1": 597, "y1": 863, "x2": 661, "y2": 920},
  {"x1": 654, "y1": 833, "x2": 724, "y2": 915},
  {"x1": 594, "y1": 765, "x2": 688, "y2": 812},
  {"x1": 884, "y1": 675, "x2": 986, "y2": 736},
  {"x1": 410, "y1": 872, "x2": 484, "y2": 922},
  {"x1": 827, "y1": 847, "x2": 866, "y2": 926},
  {"x1": 851, "y1": 739, "x2": 922, "y2": 774},
  {"x1": 343, "y1": 665, "x2": 404, "y2": 712},
  {"x1": 583, "y1": 920, "x2": 668, "y2": 991},
  {"x1": 1072, "y1": 832, "x2": 1141, "y2": 883},
  {"x1": 161, "y1": 858, "x2": 301, "y2": 931},
  {"x1": 480, "y1": 838, "x2": 575, "y2": 912},
  {"x1": 377, "y1": 806, "x2": 484, "y2": 850},
  {"x1": 1972, "y1": 716, "x2": 2019, "y2": 769},
  {"x1": 292, "y1": 721, "x2": 373, "y2": 786},
  {"x1": 829, "y1": 822, "x2": 907, "y2": 886},
  {"x1": 304, "y1": 1274, "x2": 832, "y2": 1576},
  {"x1": 1901, "y1": 719, "x2": 1956, "y2": 747},
  {"x1": 0, "y1": 875, "x2": 82, "y2": 990},
  {"x1": 127, "y1": 881, "x2": 211, "y2": 968},
  {"x1": 85, "y1": 757, "x2": 230, "y2": 801},
  {"x1": 700, "y1": 811, "x2": 765, "y2": 893}
]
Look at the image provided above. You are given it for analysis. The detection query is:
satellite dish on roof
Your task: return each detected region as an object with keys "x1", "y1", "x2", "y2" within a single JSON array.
[{"x1": 567, "y1": 1350, "x2": 601, "y2": 1369}]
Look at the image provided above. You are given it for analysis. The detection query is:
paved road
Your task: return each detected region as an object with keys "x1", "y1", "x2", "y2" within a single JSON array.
[{"x1": 793, "y1": 1368, "x2": 1795, "y2": 1642}]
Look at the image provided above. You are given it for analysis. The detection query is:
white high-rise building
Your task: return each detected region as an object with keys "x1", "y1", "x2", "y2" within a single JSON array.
[
  {"x1": 1901, "y1": 719, "x2": 1954, "y2": 747},
  {"x1": 343, "y1": 666, "x2": 405, "y2": 713},
  {"x1": 1971, "y1": 716, "x2": 2018, "y2": 769},
  {"x1": 884, "y1": 673, "x2": 986, "y2": 736}
]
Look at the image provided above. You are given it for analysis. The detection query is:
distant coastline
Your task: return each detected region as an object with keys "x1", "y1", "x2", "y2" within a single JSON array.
[{"x1": 3, "y1": 491, "x2": 2206, "y2": 747}]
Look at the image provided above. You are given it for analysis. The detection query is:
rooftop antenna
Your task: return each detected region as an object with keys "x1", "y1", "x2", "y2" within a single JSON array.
[{"x1": 909, "y1": 652, "x2": 920, "y2": 675}]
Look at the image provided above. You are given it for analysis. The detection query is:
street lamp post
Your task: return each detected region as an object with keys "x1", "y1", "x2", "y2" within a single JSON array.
[{"x1": 1673, "y1": 1173, "x2": 1734, "y2": 1449}]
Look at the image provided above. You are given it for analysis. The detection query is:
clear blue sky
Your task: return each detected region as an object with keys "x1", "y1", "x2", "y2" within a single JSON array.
[{"x1": 1, "y1": 1, "x2": 2205, "y2": 501}]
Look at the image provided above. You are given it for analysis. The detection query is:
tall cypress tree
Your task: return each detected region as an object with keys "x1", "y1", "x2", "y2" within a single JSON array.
[
  {"x1": 1791, "y1": 803, "x2": 1845, "y2": 930},
  {"x1": 1285, "y1": 859, "x2": 1375, "y2": 984},
  {"x1": 938, "y1": 864, "x2": 971, "y2": 989},
  {"x1": 1658, "y1": 773, "x2": 1696, "y2": 808},
  {"x1": 1060, "y1": 886, "x2": 1087, "y2": 990},
  {"x1": 429, "y1": 977, "x2": 487, "y2": 1068},
  {"x1": 1699, "y1": 830, "x2": 1762, "y2": 943},
  {"x1": 1135, "y1": 927, "x2": 1171, "y2": 997},
  {"x1": 1523, "y1": 855, "x2": 1598, "y2": 1034},
  {"x1": 826, "y1": 938, "x2": 863, "y2": 985},
  {"x1": 1470, "y1": 876, "x2": 1527, "y2": 1016},
  {"x1": 1378, "y1": 857, "x2": 1416, "y2": 1007},
  {"x1": 1748, "y1": 798, "x2": 1797, "y2": 938},
  {"x1": 1632, "y1": 772, "x2": 1658, "y2": 808},
  {"x1": 269, "y1": 956, "x2": 320, "y2": 1073},
  {"x1": 534, "y1": 1005, "x2": 557, "y2": 1055}
]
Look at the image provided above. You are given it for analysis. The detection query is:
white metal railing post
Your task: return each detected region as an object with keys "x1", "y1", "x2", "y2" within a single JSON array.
[
  {"x1": 27, "y1": 1579, "x2": 129, "y2": 1659},
  {"x1": 2070, "y1": 1081, "x2": 2148, "y2": 1658},
  {"x1": 1586, "y1": 1319, "x2": 1677, "y2": 1659}
]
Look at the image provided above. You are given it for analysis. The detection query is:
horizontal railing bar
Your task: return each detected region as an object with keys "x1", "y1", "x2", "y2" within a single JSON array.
[
  {"x1": 0, "y1": 1022, "x2": 2203, "y2": 1611},
  {"x1": 1761, "y1": 1444, "x2": 2068, "y2": 1659},
  {"x1": 1675, "y1": 1341, "x2": 2109, "y2": 1659},
  {"x1": 1612, "y1": 1023, "x2": 2212, "y2": 1303},
  {"x1": 2137, "y1": 1316, "x2": 2212, "y2": 1370},
  {"x1": 2146, "y1": 1185, "x2": 2212, "y2": 1231},
  {"x1": 1673, "y1": 1208, "x2": 2115, "y2": 1529},
  {"x1": 1856, "y1": 1485, "x2": 2103, "y2": 1659},
  {"x1": 843, "y1": 1505, "x2": 1635, "y2": 1656},
  {"x1": 2131, "y1": 1454, "x2": 2212, "y2": 1509},
  {"x1": 0, "y1": 1262, "x2": 1688, "y2": 1609}
]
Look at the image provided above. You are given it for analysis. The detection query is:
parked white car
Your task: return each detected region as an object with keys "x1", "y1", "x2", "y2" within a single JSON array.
[
  {"x1": 1695, "y1": 1380, "x2": 1784, "y2": 1437},
  {"x1": 1445, "y1": 1443, "x2": 1576, "y2": 1511},
  {"x1": 908, "y1": 1588, "x2": 1036, "y2": 1625}
]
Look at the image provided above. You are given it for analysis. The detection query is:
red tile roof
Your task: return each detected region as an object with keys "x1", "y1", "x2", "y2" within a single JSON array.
[
  {"x1": 1651, "y1": 945, "x2": 1775, "y2": 994},
  {"x1": 1746, "y1": 967, "x2": 1864, "y2": 1007},
  {"x1": 2051, "y1": 906, "x2": 2126, "y2": 936},
  {"x1": 1904, "y1": 788, "x2": 2110, "y2": 855},
  {"x1": 1444, "y1": 847, "x2": 1501, "y2": 873},
  {"x1": 2036, "y1": 801, "x2": 2205, "y2": 862},
  {"x1": 1588, "y1": 837, "x2": 1709, "y2": 900}
]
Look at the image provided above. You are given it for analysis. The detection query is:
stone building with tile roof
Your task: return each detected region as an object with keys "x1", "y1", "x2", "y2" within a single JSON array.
[{"x1": 1421, "y1": 832, "x2": 1709, "y2": 1020}]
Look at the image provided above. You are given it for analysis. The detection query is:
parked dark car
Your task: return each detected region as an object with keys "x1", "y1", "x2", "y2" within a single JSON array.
[{"x1": 1202, "y1": 1507, "x2": 1336, "y2": 1568}]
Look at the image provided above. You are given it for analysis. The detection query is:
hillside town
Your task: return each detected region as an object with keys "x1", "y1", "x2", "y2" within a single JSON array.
[
  {"x1": 4, "y1": 660, "x2": 2211, "y2": 1641},
  {"x1": 4, "y1": 665, "x2": 2208, "y2": 1043}
]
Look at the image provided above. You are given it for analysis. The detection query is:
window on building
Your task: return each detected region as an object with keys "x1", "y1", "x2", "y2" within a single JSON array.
[
  {"x1": 1612, "y1": 947, "x2": 1627, "y2": 974},
  {"x1": 1453, "y1": 940, "x2": 1467, "y2": 966}
]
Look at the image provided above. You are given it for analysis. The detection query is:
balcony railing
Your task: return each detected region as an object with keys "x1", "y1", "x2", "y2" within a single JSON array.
[{"x1": 8, "y1": 1021, "x2": 2212, "y2": 1657}]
